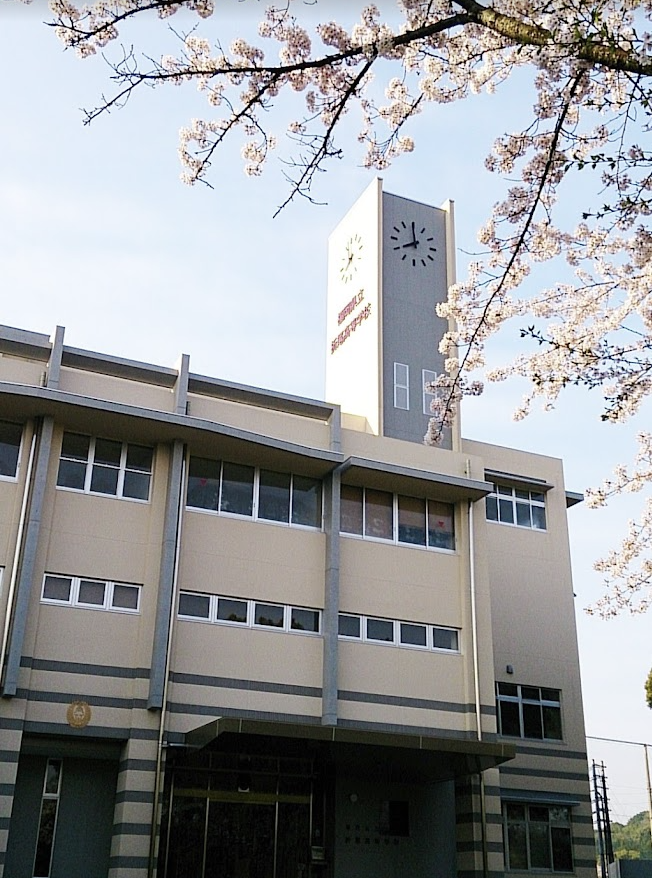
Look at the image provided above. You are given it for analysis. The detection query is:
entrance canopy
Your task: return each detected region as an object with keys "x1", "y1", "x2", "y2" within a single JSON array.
[{"x1": 183, "y1": 717, "x2": 515, "y2": 783}]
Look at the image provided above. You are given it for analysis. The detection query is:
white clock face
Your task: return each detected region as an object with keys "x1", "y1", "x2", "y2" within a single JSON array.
[
  {"x1": 390, "y1": 220, "x2": 437, "y2": 267},
  {"x1": 339, "y1": 233, "x2": 363, "y2": 283}
]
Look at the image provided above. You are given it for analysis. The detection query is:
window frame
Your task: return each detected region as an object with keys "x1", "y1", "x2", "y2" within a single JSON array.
[
  {"x1": 503, "y1": 802, "x2": 574, "y2": 873},
  {"x1": 177, "y1": 591, "x2": 321, "y2": 636},
  {"x1": 0, "y1": 419, "x2": 23, "y2": 482},
  {"x1": 41, "y1": 574, "x2": 141, "y2": 615},
  {"x1": 422, "y1": 369, "x2": 437, "y2": 416},
  {"x1": 496, "y1": 682, "x2": 562, "y2": 741},
  {"x1": 186, "y1": 457, "x2": 323, "y2": 531},
  {"x1": 56, "y1": 433, "x2": 153, "y2": 503},
  {"x1": 486, "y1": 483, "x2": 547, "y2": 531},
  {"x1": 340, "y1": 485, "x2": 455, "y2": 552}
]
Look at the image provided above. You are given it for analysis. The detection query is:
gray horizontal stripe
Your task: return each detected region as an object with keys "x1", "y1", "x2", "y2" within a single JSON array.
[
  {"x1": 20, "y1": 656, "x2": 150, "y2": 679},
  {"x1": 339, "y1": 689, "x2": 473, "y2": 713},
  {"x1": 0, "y1": 818, "x2": 9, "y2": 831},
  {"x1": 113, "y1": 822, "x2": 151, "y2": 836},
  {"x1": 18, "y1": 688, "x2": 147, "y2": 711},
  {"x1": 0, "y1": 718, "x2": 24, "y2": 731},
  {"x1": 337, "y1": 716, "x2": 481, "y2": 741},
  {"x1": 500, "y1": 766, "x2": 589, "y2": 782},
  {"x1": 0, "y1": 784, "x2": 16, "y2": 796},
  {"x1": 458, "y1": 871, "x2": 504, "y2": 878},
  {"x1": 513, "y1": 743, "x2": 588, "y2": 761},
  {"x1": 457, "y1": 840, "x2": 504, "y2": 854},
  {"x1": 108, "y1": 855, "x2": 151, "y2": 869},
  {"x1": 170, "y1": 671, "x2": 321, "y2": 699},
  {"x1": 501, "y1": 787, "x2": 590, "y2": 806},
  {"x1": 167, "y1": 704, "x2": 321, "y2": 729},
  {"x1": 576, "y1": 859, "x2": 600, "y2": 869},
  {"x1": 118, "y1": 758, "x2": 158, "y2": 773},
  {"x1": 115, "y1": 790, "x2": 154, "y2": 805},
  {"x1": 574, "y1": 837, "x2": 599, "y2": 847},
  {"x1": 0, "y1": 752, "x2": 19, "y2": 763}
]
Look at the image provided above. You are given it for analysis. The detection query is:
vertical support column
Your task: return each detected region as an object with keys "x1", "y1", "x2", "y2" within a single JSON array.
[
  {"x1": 2, "y1": 416, "x2": 54, "y2": 697},
  {"x1": 455, "y1": 767, "x2": 505, "y2": 878},
  {"x1": 322, "y1": 468, "x2": 341, "y2": 727},
  {"x1": 0, "y1": 713, "x2": 23, "y2": 877},
  {"x1": 46, "y1": 325, "x2": 65, "y2": 390},
  {"x1": 109, "y1": 737, "x2": 160, "y2": 877},
  {"x1": 148, "y1": 440, "x2": 185, "y2": 709},
  {"x1": 173, "y1": 354, "x2": 190, "y2": 416}
]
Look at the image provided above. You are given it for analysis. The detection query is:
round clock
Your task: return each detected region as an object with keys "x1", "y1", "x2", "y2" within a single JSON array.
[
  {"x1": 339, "y1": 233, "x2": 363, "y2": 283},
  {"x1": 389, "y1": 220, "x2": 437, "y2": 267}
]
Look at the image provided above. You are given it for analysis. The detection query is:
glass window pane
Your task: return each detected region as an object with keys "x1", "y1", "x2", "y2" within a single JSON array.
[
  {"x1": 258, "y1": 470, "x2": 291, "y2": 522},
  {"x1": 94, "y1": 438, "x2": 122, "y2": 466},
  {"x1": 290, "y1": 608, "x2": 320, "y2": 632},
  {"x1": 366, "y1": 618, "x2": 394, "y2": 642},
  {"x1": 365, "y1": 489, "x2": 393, "y2": 540},
  {"x1": 398, "y1": 495, "x2": 426, "y2": 546},
  {"x1": 112, "y1": 584, "x2": 140, "y2": 610},
  {"x1": 217, "y1": 598, "x2": 248, "y2": 624},
  {"x1": 532, "y1": 505, "x2": 547, "y2": 530},
  {"x1": 521, "y1": 686, "x2": 540, "y2": 700},
  {"x1": 341, "y1": 484, "x2": 363, "y2": 534},
  {"x1": 515, "y1": 502, "x2": 531, "y2": 527},
  {"x1": 498, "y1": 498, "x2": 514, "y2": 523},
  {"x1": 400, "y1": 622, "x2": 427, "y2": 646},
  {"x1": 78, "y1": 579, "x2": 106, "y2": 606},
  {"x1": 433, "y1": 627, "x2": 459, "y2": 651},
  {"x1": 56, "y1": 459, "x2": 87, "y2": 490},
  {"x1": 179, "y1": 592, "x2": 210, "y2": 619},
  {"x1": 523, "y1": 703, "x2": 543, "y2": 738},
  {"x1": 506, "y1": 803, "x2": 526, "y2": 821},
  {"x1": 254, "y1": 603, "x2": 284, "y2": 627},
  {"x1": 187, "y1": 457, "x2": 221, "y2": 511},
  {"x1": 34, "y1": 799, "x2": 58, "y2": 877},
  {"x1": 42, "y1": 576, "x2": 72, "y2": 602},
  {"x1": 515, "y1": 488, "x2": 530, "y2": 500},
  {"x1": 507, "y1": 821, "x2": 528, "y2": 870},
  {"x1": 499, "y1": 700, "x2": 521, "y2": 737},
  {"x1": 428, "y1": 501, "x2": 454, "y2": 550},
  {"x1": 44, "y1": 760, "x2": 62, "y2": 795},
  {"x1": 551, "y1": 826, "x2": 573, "y2": 871},
  {"x1": 60, "y1": 432, "x2": 90, "y2": 461},
  {"x1": 541, "y1": 688, "x2": 560, "y2": 702},
  {"x1": 529, "y1": 821, "x2": 552, "y2": 869},
  {"x1": 90, "y1": 464, "x2": 119, "y2": 495},
  {"x1": 394, "y1": 386, "x2": 409, "y2": 410},
  {"x1": 497, "y1": 485, "x2": 513, "y2": 496},
  {"x1": 543, "y1": 705, "x2": 563, "y2": 740},
  {"x1": 220, "y1": 463, "x2": 254, "y2": 516},
  {"x1": 291, "y1": 476, "x2": 322, "y2": 528},
  {"x1": 486, "y1": 495, "x2": 498, "y2": 521},
  {"x1": 126, "y1": 444, "x2": 153, "y2": 471},
  {"x1": 531, "y1": 491, "x2": 546, "y2": 503},
  {"x1": 123, "y1": 470, "x2": 151, "y2": 500},
  {"x1": 498, "y1": 682, "x2": 518, "y2": 696},
  {"x1": 338, "y1": 614, "x2": 361, "y2": 638},
  {"x1": 0, "y1": 421, "x2": 21, "y2": 477}
]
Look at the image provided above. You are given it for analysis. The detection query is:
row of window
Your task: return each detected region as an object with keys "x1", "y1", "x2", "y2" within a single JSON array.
[
  {"x1": 178, "y1": 592, "x2": 321, "y2": 633},
  {"x1": 496, "y1": 682, "x2": 562, "y2": 740},
  {"x1": 41, "y1": 574, "x2": 141, "y2": 613},
  {"x1": 187, "y1": 458, "x2": 322, "y2": 529},
  {"x1": 393, "y1": 364, "x2": 437, "y2": 415},
  {"x1": 341, "y1": 486, "x2": 455, "y2": 549},
  {"x1": 338, "y1": 613, "x2": 459, "y2": 652},
  {"x1": 3, "y1": 422, "x2": 549, "y2": 535}
]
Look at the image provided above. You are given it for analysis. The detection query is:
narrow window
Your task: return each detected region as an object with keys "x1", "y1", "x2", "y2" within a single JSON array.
[
  {"x1": 340, "y1": 484, "x2": 363, "y2": 535},
  {"x1": 291, "y1": 476, "x2": 322, "y2": 528},
  {"x1": 364, "y1": 489, "x2": 393, "y2": 540},
  {"x1": 422, "y1": 369, "x2": 437, "y2": 416},
  {"x1": 393, "y1": 363, "x2": 409, "y2": 410},
  {"x1": 33, "y1": 759, "x2": 62, "y2": 878},
  {"x1": 57, "y1": 433, "x2": 90, "y2": 490},
  {"x1": 398, "y1": 495, "x2": 426, "y2": 546},
  {"x1": 0, "y1": 420, "x2": 22, "y2": 478},
  {"x1": 220, "y1": 463, "x2": 254, "y2": 516},
  {"x1": 123, "y1": 445, "x2": 153, "y2": 500},
  {"x1": 427, "y1": 500, "x2": 455, "y2": 550},
  {"x1": 258, "y1": 470, "x2": 291, "y2": 522},
  {"x1": 90, "y1": 438, "x2": 122, "y2": 495}
]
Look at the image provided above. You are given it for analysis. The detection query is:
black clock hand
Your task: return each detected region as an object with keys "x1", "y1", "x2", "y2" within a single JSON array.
[{"x1": 411, "y1": 221, "x2": 419, "y2": 247}]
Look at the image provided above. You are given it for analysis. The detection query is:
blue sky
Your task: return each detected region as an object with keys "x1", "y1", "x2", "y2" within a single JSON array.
[{"x1": 1, "y1": 0, "x2": 650, "y2": 820}]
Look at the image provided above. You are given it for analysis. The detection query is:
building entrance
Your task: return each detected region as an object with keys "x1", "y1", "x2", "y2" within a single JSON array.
[{"x1": 159, "y1": 749, "x2": 321, "y2": 878}]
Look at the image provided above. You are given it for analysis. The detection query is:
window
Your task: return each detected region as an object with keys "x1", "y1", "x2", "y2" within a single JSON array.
[
  {"x1": 187, "y1": 457, "x2": 322, "y2": 529},
  {"x1": 0, "y1": 420, "x2": 22, "y2": 479},
  {"x1": 338, "y1": 612, "x2": 460, "y2": 653},
  {"x1": 503, "y1": 803, "x2": 573, "y2": 872},
  {"x1": 57, "y1": 433, "x2": 153, "y2": 501},
  {"x1": 496, "y1": 683, "x2": 562, "y2": 740},
  {"x1": 178, "y1": 591, "x2": 321, "y2": 635},
  {"x1": 486, "y1": 484, "x2": 546, "y2": 530},
  {"x1": 41, "y1": 574, "x2": 141, "y2": 614},
  {"x1": 33, "y1": 759, "x2": 62, "y2": 878},
  {"x1": 422, "y1": 369, "x2": 437, "y2": 416},
  {"x1": 341, "y1": 485, "x2": 455, "y2": 551},
  {"x1": 394, "y1": 363, "x2": 409, "y2": 410}
]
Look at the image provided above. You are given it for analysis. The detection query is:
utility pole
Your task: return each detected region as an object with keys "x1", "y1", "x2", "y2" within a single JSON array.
[{"x1": 645, "y1": 744, "x2": 652, "y2": 847}]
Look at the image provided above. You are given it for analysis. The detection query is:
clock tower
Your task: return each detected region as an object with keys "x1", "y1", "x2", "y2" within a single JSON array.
[{"x1": 325, "y1": 178, "x2": 458, "y2": 449}]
